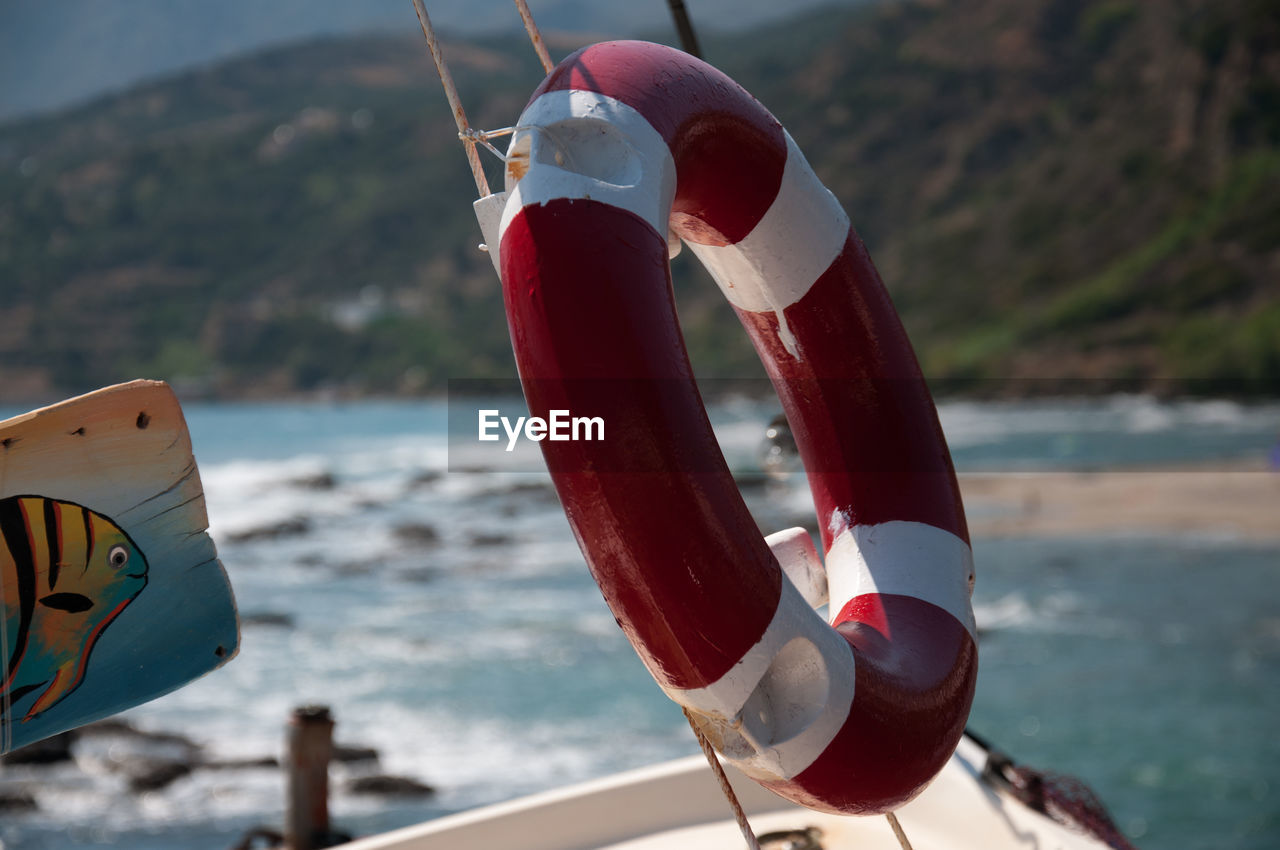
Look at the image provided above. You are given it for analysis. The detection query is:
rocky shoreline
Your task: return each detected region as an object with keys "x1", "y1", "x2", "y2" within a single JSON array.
[{"x1": 0, "y1": 716, "x2": 435, "y2": 815}]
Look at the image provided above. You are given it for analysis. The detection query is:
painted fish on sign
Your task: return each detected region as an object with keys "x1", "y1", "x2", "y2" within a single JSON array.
[
  {"x1": 1, "y1": 496, "x2": 149, "y2": 722},
  {"x1": 0, "y1": 381, "x2": 238, "y2": 754}
]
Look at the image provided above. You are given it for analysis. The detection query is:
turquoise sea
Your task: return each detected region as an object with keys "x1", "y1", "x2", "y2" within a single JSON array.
[{"x1": 0, "y1": 395, "x2": 1277, "y2": 849}]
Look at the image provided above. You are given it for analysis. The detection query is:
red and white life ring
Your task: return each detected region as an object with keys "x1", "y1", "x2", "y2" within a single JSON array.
[{"x1": 476, "y1": 41, "x2": 977, "y2": 816}]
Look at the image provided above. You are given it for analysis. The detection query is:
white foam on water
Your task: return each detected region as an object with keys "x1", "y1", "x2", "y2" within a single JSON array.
[
  {"x1": 336, "y1": 435, "x2": 448, "y2": 479},
  {"x1": 973, "y1": 589, "x2": 1131, "y2": 638},
  {"x1": 937, "y1": 400, "x2": 1021, "y2": 448},
  {"x1": 711, "y1": 417, "x2": 775, "y2": 468},
  {"x1": 1178, "y1": 398, "x2": 1248, "y2": 427},
  {"x1": 337, "y1": 700, "x2": 690, "y2": 814},
  {"x1": 1104, "y1": 394, "x2": 1177, "y2": 433},
  {"x1": 973, "y1": 592, "x2": 1040, "y2": 631}
]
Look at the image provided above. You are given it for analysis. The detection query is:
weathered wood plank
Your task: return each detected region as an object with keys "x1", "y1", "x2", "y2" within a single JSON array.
[{"x1": 0, "y1": 380, "x2": 238, "y2": 753}]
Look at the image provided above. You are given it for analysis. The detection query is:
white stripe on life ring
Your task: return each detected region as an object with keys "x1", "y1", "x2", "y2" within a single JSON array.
[
  {"x1": 659, "y1": 521, "x2": 973, "y2": 782},
  {"x1": 662, "y1": 575, "x2": 856, "y2": 782},
  {"x1": 497, "y1": 89, "x2": 676, "y2": 248},
  {"x1": 685, "y1": 131, "x2": 849, "y2": 358},
  {"x1": 826, "y1": 520, "x2": 977, "y2": 640}
]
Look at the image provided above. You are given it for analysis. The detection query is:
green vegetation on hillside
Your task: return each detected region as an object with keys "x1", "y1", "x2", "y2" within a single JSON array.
[{"x1": 1, "y1": 0, "x2": 1277, "y2": 401}]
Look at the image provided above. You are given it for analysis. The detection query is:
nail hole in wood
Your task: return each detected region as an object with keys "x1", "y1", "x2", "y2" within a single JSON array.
[{"x1": 136, "y1": 411, "x2": 151, "y2": 429}]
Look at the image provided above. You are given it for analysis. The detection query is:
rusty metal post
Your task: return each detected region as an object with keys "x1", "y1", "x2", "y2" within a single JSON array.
[{"x1": 285, "y1": 705, "x2": 334, "y2": 850}]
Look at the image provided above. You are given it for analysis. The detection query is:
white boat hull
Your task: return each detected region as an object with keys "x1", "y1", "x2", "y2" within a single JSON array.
[{"x1": 344, "y1": 736, "x2": 1114, "y2": 850}]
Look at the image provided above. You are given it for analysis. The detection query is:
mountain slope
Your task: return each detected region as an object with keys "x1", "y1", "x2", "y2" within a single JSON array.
[
  {"x1": 759, "y1": 0, "x2": 1280, "y2": 390},
  {"x1": 0, "y1": 0, "x2": 1277, "y2": 402},
  {"x1": 0, "y1": 0, "x2": 870, "y2": 121}
]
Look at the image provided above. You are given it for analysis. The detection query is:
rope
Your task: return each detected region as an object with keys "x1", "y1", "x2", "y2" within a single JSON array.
[
  {"x1": 682, "y1": 708, "x2": 919, "y2": 850},
  {"x1": 513, "y1": 0, "x2": 555, "y2": 73},
  {"x1": 461, "y1": 126, "x2": 518, "y2": 163},
  {"x1": 684, "y1": 708, "x2": 762, "y2": 850},
  {"x1": 667, "y1": 0, "x2": 703, "y2": 58},
  {"x1": 885, "y1": 812, "x2": 915, "y2": 850},
  {"x1": 409, "y1": 0, "x2": 490, "y2": 197}
]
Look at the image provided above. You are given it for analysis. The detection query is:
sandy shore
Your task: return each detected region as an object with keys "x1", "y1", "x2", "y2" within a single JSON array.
[{"x1": 958, "y1": 461, "x2": 1280, "y2": 542}]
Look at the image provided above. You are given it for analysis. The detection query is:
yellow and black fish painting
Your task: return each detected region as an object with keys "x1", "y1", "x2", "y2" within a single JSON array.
[{"x1": 0, "y1": 496, "x2": 149, "y2": 723}]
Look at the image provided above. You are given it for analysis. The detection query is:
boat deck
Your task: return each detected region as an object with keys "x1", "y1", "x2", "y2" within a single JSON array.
[{"x1": 344, "y1": 737, "x2": 1110, "y2": 850}]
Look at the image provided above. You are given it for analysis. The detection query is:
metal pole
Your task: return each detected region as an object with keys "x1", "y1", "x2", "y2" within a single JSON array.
[{"x1": 285, "y1": 705, "x2": 335, "y2": 850}]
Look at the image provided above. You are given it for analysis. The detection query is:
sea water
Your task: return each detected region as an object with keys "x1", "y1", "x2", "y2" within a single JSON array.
[{"x1": 0, "y1": 395, "x2": 1277, "y2": 849}]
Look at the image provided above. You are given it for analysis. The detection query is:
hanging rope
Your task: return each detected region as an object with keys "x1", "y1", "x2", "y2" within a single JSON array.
[
  {"x1": 410, "y1": 0, "x2": 490, "y2": 197},
  {"x1": 885, "y1": 812, "x2": 915, "y2": 850},
  {"x1": 684, "y1": 707, "x2": 917, "y2": 850},
  {"x1": 666, "y1": 0, "x2": 702, "y2": 58},
  {"x1": 684, "y1": 708, "x2": 763, "y2": 850},
  {"x1": 513, "y1": 0, "x2": 555, "y2": 73}
]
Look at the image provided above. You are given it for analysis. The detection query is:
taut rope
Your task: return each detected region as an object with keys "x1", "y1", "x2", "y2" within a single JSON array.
[
  {"x1": 409, "y1": 0, "x2": 489, "y2": 196},
  {"x1": 410, "y1": 0, "x2": 558, "y2": 197},
  {"x1": 886, "y1": 811, "x2": 916, "y2": 850},
  {"x1": 684, "y1": 708, "x2": 763, "y2": 850},
  {"x1": 513, "y1": 0, "x2": 555, "y2": 73}
]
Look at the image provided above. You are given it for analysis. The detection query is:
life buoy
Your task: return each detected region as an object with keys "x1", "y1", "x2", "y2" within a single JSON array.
[{"x1": 478, "y1": 41, "x2": 977, "y2": 816}]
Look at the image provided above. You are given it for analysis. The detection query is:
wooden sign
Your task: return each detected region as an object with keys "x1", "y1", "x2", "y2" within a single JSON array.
[{"x1": 0, "y1": 380, "x2": 238, "y2": 754}]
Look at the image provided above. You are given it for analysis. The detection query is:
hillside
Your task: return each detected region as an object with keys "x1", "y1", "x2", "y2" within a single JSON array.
[
  {"x1": 0, "y1": 0, "x2": 870, "y2": 121},
  {"x1": 1, "y1": 0, "x2": 1277, "y2": 402}
]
